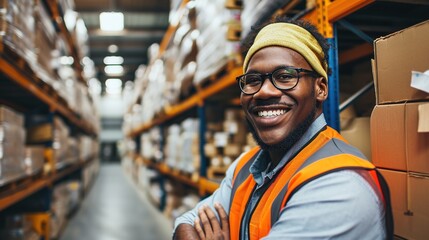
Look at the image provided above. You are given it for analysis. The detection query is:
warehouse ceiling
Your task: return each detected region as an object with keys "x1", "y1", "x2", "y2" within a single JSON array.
[{"x1": 74, "y1": 0, "x2": 171, "y2": 92}]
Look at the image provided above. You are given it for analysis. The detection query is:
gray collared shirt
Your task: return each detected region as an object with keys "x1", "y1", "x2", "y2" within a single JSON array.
[{"x1": 174, "y1": 114, "x2": 385, "y2": 239}]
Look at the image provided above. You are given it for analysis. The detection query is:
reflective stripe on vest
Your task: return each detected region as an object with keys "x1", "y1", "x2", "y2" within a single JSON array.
[{"x1": 228, "y1": 127, "x2": 388, "y2": 240}]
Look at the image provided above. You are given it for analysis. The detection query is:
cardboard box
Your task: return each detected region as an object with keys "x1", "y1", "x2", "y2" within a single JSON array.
[
  {"x1": 341, "y1": 117, "x2": 371, "y2": 161},
  {"x1": 26, "y1": 123, "x2": 53, "y2": 143},
  {"x1": 373, "y1": 20, "x2": 429, "y2": 104},
  {"x1": 371, "y1": 103, "x2": 429, "y2": 173},
  {"x1": 378, "y1": 169, "x2": 429, "y2": 239},
  {"x1": 0, "y1": 105, "x2": 24, "y2": 126}
]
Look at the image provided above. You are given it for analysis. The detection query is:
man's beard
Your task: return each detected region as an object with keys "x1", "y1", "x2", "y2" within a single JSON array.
[{"x1": 245, "y1": 103, "x2": 317, "y2": 154}]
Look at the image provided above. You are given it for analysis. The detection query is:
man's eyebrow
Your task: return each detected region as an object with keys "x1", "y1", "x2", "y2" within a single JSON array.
[
  {"x1": 245, "y1": 70, "x2": 261, "y2": 74},
  {"x1": 246, "y1": 65, "x2": 294, "y2": 74}
]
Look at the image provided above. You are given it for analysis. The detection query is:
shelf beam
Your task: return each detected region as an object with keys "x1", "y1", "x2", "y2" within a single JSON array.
[
  {"x1": 303, "y1": 0, "x2": 375, "y2": 27},
  {"x1": 0, "y1": 159, "x2": 92, "y2": 211},
  {"x1": 0, "y1": 179, "x2": 48, "y2": 211},
  {"x1": 328, "y1": 0, "x2": 375, "y2": 23},
  {"x1": 141, "y1": 158, "x2": 199, "y2": 189},
  {"x1": 139, "y1": 156, "x2": 220, "y2": 196}
]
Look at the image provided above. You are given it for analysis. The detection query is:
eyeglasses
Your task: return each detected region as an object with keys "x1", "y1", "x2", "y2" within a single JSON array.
[{"x1": 236, "y1": 67, "x2": 318, "y2": 95}]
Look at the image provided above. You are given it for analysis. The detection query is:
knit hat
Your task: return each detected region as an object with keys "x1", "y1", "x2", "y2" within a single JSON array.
[{"x1": 243, "y1": 23, "x2": 328, "y2": 80}]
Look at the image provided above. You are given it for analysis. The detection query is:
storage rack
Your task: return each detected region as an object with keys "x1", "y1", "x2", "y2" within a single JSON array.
[
  {"x1": 0, "y1": 0, "x2": 99, "y2": 238},
  {"x1": 127, "y1": 0, "x2": 429, "y2": 203},
  {"x1": 45, "y1": 0, "x2": 87, "y2": 86}
]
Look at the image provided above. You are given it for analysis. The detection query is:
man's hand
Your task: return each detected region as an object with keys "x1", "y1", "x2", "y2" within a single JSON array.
[{"x1": 194, "y1": 203, "x2": 230, "y2": 240}]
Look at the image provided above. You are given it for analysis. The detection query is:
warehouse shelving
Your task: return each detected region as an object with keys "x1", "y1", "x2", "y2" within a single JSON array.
[
  {"x1": 0, "y1": 56, "x2": 96, "y2": 136},
  {"x1": 45, "y1": 0, "x2": 87, "y2": 86},
  {"x1": 0, "y1": 1, "x2": 99, "y2": 238},
  {"x1": 126, "y1": 0, "x2": 191, "y2": 112},
  {"x1": 128, "y1": 66, "x2": 241, "y2": 138},
  {"x1": 137, "y1": 156, "x2": 199, "y2": 189},
  {"x1": 136, "y1": 155, "x2": 223, "y2": 196},
  {"x1": 0, "y1": 157, "x2": 97, "y2": 211}
]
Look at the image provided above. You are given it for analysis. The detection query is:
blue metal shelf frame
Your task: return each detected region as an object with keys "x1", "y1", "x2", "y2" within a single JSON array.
[
  {"x1": 198, "y1": 104, "x2": 207, "y2": 178},
  {"x1": 323, "y1": 23, "x2": 340, "y2": 131}
]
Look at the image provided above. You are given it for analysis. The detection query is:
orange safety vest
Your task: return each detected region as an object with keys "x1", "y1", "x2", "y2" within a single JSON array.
[{"x1": 229, "y1": 126, "x2": 393, "y2": 240}]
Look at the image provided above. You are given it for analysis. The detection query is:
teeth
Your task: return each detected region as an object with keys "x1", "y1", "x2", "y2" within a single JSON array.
[{"x1": 257, "y1": 109, "x2": 286, "y2": 117}]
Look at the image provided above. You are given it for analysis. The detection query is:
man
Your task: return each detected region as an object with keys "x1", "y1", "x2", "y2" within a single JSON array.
[{"x1": 173, "y1": 17, "x2": 393, "y2": 240}]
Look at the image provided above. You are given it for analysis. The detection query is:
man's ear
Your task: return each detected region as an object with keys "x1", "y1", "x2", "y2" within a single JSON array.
[{"x1": 315, "y1": 77, "x2": 328, "y2": 102}]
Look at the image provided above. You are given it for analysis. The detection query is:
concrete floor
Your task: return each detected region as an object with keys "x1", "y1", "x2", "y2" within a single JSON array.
[{"x1": 60, "y1": 163, "x2": 172, "y2": 240}]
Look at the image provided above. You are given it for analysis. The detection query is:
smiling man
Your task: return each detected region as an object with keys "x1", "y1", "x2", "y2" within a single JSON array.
[{"x1": 173, "y1": 17, "x2": 393, "y2": 240}]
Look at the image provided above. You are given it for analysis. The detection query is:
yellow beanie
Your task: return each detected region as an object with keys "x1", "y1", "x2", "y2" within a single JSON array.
[{"x1": 243, "y1": 23, "x2": 328, "y2": 80}]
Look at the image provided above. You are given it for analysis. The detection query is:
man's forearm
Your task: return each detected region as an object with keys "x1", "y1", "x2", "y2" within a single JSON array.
[{"x1": 173, "y1": 223, "x2": 200, "y2": 240}]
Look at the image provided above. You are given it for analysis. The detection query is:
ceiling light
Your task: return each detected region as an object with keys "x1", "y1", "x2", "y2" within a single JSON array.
[
  {"x1": 100, "y1": 12, "x2": 124, "y2": 31},
  {"x1": 108, "y1": 44, "x2": 118, "y2": 53},
  {"x1": 105, "y1": 78, "x2": 122, "y2": 95},
  {"x1": 104, "y1": 56, "x2": 124, "y2": 65},
  {"x1": 105, "y1": 65, "x2": 124, "y2": 76}
]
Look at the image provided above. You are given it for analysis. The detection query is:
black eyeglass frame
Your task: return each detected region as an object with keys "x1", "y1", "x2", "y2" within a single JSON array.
[{"x1": 236, "y1": 67, "x2": 318, "y2": 95}]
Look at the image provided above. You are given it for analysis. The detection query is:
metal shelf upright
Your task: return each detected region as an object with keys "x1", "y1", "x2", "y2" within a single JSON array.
[{"x1": 300, "y1": 0, "x2": 378, "y2": 130}]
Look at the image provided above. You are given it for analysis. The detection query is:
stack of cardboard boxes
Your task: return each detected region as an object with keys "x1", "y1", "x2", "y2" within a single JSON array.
[
  {"x1": 0, "y1": 106, "x2": 27, "y2": 185},
  {"x1": 371, "y1": 20, "x2": 429, "y2": 239}
]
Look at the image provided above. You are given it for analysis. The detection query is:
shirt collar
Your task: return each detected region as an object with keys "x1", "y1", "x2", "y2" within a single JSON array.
[{"x1": 250, "y1": 114, "x2": 327, "y2": 185}]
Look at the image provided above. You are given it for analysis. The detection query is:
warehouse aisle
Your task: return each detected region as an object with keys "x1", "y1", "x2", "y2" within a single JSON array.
[{"x1": 60, "y1": 163, "x2": 172, "y2": 240}]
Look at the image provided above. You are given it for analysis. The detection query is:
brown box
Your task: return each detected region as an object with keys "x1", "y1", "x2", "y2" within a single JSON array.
[
  {"x1": 373, "y1": 20, "x2": 429, "y2": 104},
  {"x1": 0, "y1": 105, "x2": 24, "y2": 126},
  {"x1": 378, "y1": 169, "x2": 429, "y2": 239},
  {"x1": 341, "y1": 117, "x2": 371, "y2": 161},
  {"x1": 371, "y1": 102, "x2": 429, "y2": 173},
  {"x1": 26, "y1": 123, "x2": 53, "y2": 143}
]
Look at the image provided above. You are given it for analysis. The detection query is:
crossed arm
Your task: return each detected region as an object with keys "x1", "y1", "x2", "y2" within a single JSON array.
[
  {"x1": 174, "y1": 203, "x2": 230, "y2": 240},
  {"x1": 173, "y1": 159, "x2": 239, "y2": 240}
]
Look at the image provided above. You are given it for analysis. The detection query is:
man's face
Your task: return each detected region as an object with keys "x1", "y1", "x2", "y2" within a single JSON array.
[{"x1": 240, "y1": 46, "x2": 321, "y2": 147}]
